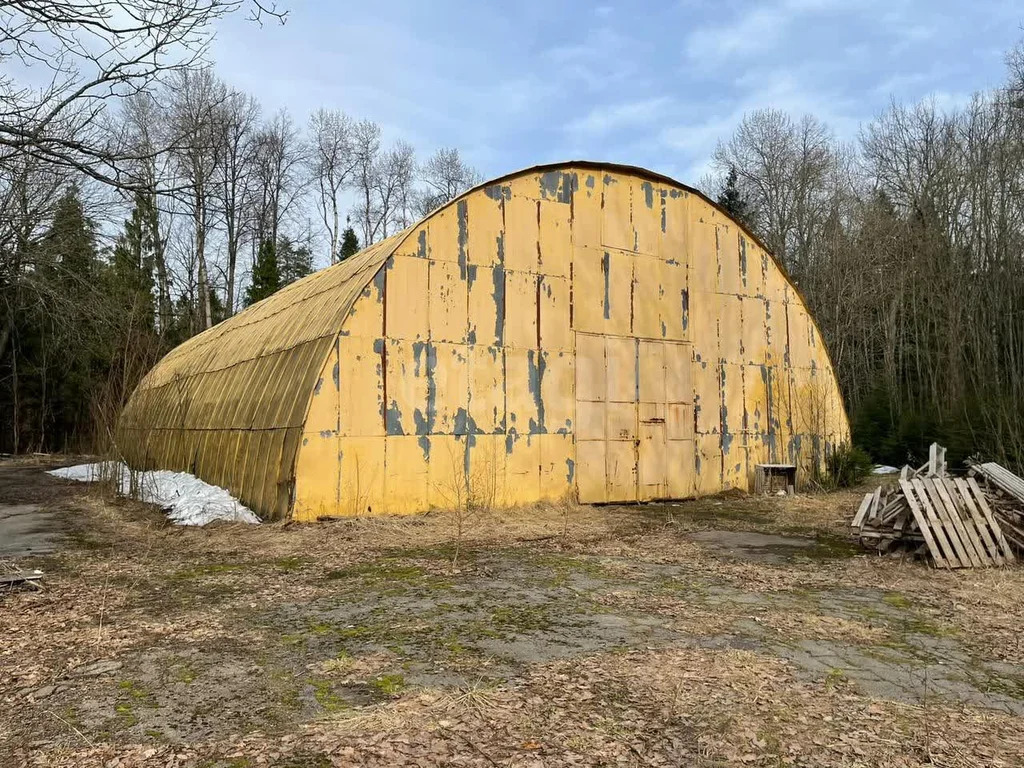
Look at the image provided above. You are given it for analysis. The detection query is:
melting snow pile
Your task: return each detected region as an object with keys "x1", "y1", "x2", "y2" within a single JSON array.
[
  {"x1": 48, "y1": 462, "x2": 260, "y2": 526},
  {"x1": 872, "y1": 465, "x2": 900, "y2": 475}
]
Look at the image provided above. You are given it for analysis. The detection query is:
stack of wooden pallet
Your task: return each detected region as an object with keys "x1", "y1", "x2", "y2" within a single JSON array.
[
  {"x1": 851, "y1": 444, "x2": 1015, "y2": 568},
  {"x1": 967, "y1": 460, "x2": 1024, "y2": 551}
]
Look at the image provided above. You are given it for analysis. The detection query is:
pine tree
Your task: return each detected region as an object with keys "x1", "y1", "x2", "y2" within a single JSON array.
[
  {"x1": 278, "y1": 236, "x2": 313, "y2": 285},
  {"x1": 42, "y1": 185, "x2": 96, "y2": 289},
  {"x1": 110, "y1": 191, "x2": 156, "y2": 330},
  {"x1": 245, "y1": 239, "x2": 280, "y2": 306},
  {"x1": 717, "y1": 165, "x2": 750, "y2": 227},
  {"x1": 339, "y1": 226, "x2": 360, "y2": 262}
]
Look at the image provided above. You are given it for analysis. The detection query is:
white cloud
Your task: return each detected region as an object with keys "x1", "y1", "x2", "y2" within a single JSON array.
[{"x1": 565, "y1": 96, "x2": 675, "y2": 137}]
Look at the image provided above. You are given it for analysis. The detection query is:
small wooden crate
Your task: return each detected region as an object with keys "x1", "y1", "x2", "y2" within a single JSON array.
[{"x1": 754, "y1": 464, "x2": 797, "y2": 495}]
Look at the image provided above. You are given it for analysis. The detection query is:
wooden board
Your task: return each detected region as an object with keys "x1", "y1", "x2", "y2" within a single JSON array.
[
  {"x1": 852, "y1": 493, "x2": 872, "y2": 530},
  {"x1": 967, "y1": 477, "x2": 1015, "y2": 562},
  {"x1": 900, "y1": 479, "x2": 949, "y2": 568},
  {"x1": 950, "y1": 478, "x2": 1003, "y2": 565},
  {"x1": 925, "y1": 478, "x2": 985, "y2": 567},
  {"x1": 915, "y1": 478, "x2": 974, "y2": 568}
]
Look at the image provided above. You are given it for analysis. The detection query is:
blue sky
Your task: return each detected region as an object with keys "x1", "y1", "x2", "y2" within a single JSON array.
[{"x1": 213, "y1": 0, "x2": 1023, "y2": 185}]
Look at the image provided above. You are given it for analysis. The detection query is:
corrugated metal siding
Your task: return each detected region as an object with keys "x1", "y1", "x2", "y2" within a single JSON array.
[{"x1": 116, "y1": 233, "x2": 407, "y2": 520}]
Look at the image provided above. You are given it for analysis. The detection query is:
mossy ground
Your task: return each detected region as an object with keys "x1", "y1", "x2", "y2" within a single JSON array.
[{"x1": 4, "y1": 465, "x2": 1024, "y2": 766}]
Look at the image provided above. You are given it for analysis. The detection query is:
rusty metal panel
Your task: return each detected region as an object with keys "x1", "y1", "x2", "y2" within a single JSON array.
[
  {"x1": 659, "y1": 188, "x2": 688, "y2": 262},
  {"x1": 504, "y1": 432, "x2": 541, "y2": 505},
  {"x1": 606, "y1": 401, "x2": 637, "y2": 441},
  {"x1": 765, "y1": 300, "x2": 788, "y2": 365},
  {"x1": 688, "y1": 290, "x2": 718, "y2": 367},
  {"x1": 739, "y1": 235, "x2": 764, "y2": 297},
  {"x1": 742, "y1": 297, "x2": 769, "y2": 365},
  {"x1": 721, "y1": 362, "x2": 745, "y2": 438},
  {"x1": 433, "y1": 342, "x2": 469, "y2": 435},
  {"x1": 466, "y1": 192, "x2": 505, "y2": 267},
  {"x1": 504, "y1": 270, "x2": 538, "y2": 349},
  {"x1": 338, "y1": 335, "x2": 384, "y2": 437},
  {"x1": 631, "y1": 178, "x2": 660, "y2": 256},
  {"x1": 638, "y1": 419, "x2": 667, "y2": 500},
  {"x1": 538, "y1": 200, "x2": 571, "y2": 277},
  {"x1": 541, "y1": 350, "x2": 574, "y2": 435},
  {"x1": 570, "y1": 246, "x2": 605, "y2": 334},
  {"x1": 539, "y1": 433, "x2": 573, "y2": 500},
  {"x1": 427, "y1": 206, "x2": 459, "y2": 264},
  {"x1": 539, "y1": 275, "x2": 571, "y2": 351},
  {"x1": 575, "y1": 332, "x2": 605, "y2": 402},
  {"x1": 601, "y1": 173, "x2": 633, "y2": 252},
  {"x1": 718, "y1": 293, "x2": 743, "y2": 363},
  {"x1": 468, "y1": 263, "x2": 503, "y2": 347},
  {"x1": 606, "y1": 440, "x2": 637, "y2": 502},
  {"x1": 667, "y1": 402, "x2": 693, "y2": 440},
  {"x1": 659, "y1": 257, "x2": 688, "y2": 341},
  {"x1": 469, "y1": 345, "x2": 505, "y2": 434},
  {"x1": 504, "y1": 347, "x2": 537, "y2": 436},
  {"x1": 504, "y1": 194, "x2": 539, "y2": 273},
  {"x1": 606, "y1": 335, "x2": 637, "y2": 403},
  {"x1": 571, "y1": 171, "x2": 602, "y2": 248},
  {"x1": 385, "y1": 435, "x2": 429, "y2": 514},
  {"x1": 667, "y1": 439, "x2": 695, "y2": 498},
  {"x1": 632, "y1": 254, "x2": 661, "y2": 339},
  {"x1": 638, "y1": 340, "x2": 666, "y2": 404},
  {"x1": 722, "y1": 437, "x2": 747, "y2": 491},
  {"x1": 689, "y1": 212, "x2": 718, "y2": 295},
  {"x1": 695, "y1": 434, "x2": 723, "y2": 496},
  {"x1": 745, "y1": 365, "x2": 770, "y2": 435},
  {"x1": 575, "y1": 440, "x2": 606, "y2": 503},
  {"x1": 717, "y1": 225, "x2": 743, "y2": 295},
  {"x1": 386, "y1": 255, "x2": 428, "y2": 341},
  {"x1": 665, "y1": 341, "x2": 693, "y2": 404},
  {"x1": 576, "y1": 400, "x2": 605, "y2": 441},
  {"x1": 428, "y1": 259, "x2": 468, "y2": 344},
  {"x1": 693, "y1": 359, "x2": 720, "y2": 435}
]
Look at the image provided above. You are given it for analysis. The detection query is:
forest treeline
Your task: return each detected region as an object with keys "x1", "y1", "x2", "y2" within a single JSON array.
[
  {"x1": 0, "y1": 2, "x2": 481, "y2": 454},
  {"x1": 707, "y1": 46, "x2": 1024, "y2": 472},
  {"x1": 2, "y1": 3, "x2": 1022, "y2": 474}
]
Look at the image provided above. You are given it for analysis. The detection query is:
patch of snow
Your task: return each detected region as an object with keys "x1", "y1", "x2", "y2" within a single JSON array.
[
  {"x1": 873, "y1": 465, "x2": 899, "y2": 475},
  {"x1": 48, "y1": 462, "x2": 259, "y2": 526}
]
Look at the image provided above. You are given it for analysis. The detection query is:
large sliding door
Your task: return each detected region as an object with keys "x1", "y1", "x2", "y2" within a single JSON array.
[{"x1": 575, "y1": 333, "x2": 694, "y2": 503}]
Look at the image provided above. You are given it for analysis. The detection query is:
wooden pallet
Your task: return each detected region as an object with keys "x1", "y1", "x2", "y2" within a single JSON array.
[{"x1": 899, "y1": 477, "x2": 1013, "y2": 568}]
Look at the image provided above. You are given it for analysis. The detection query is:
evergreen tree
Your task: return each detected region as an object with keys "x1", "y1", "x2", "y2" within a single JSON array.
[
  {"x1": 278, "y1": 236, "x2": 313, "y2": 285},
  {"x1": 110, "y1": 191, "x2": 156, "y2": 330},
  {"x1": 338, "y1": 226, "x2": 360, "y2": 261},
  {"x1": 717, "y1": 165, "x2": 750, "y2": 226},
  {"x1": 245, "y1": 238, "x2": 280, "y2": 306},
  {"x1": 42, "y1": 185, "x2": 96, "y2": 289}
]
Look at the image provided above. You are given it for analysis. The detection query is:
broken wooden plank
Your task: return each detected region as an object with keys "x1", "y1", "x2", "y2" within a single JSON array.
[
  {"x1": 967, "y1": 477, "x2": 1015, "y2": 562},
  {"x1": 949, "y1": 478, "x2": 1003, "y2": 565},
  {"x1": 852, "y1": 493, "x2": 873, "y2": 530},
  {"x1": 900, "y1": 479, "x2": 949, "y2": 568},
  {"x1": 0, "y1": 570, "x2": 43, "y2": 586},
  {"x1": 928, "y1": 478, "x2": 987, "y2": 567}
]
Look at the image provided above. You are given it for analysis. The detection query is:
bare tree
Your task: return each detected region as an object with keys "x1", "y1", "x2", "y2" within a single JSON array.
[
  {"x1": 216, "y1": 89, "x2": 260, "y2": 314},
  {"x1": 374, "y1": 141, "x2": 416, "y2": 238},
  {"x1": 417, "y1": 147, "x2": 481, "y2": 216},
  {"x1": 350, "y1": 119, "x2": 381, "y2": 246},
  {"x1": 0, "y1": 1, "x2": 285, "y2": 185},
  {"x1": 307, "y1": 108, "x2": 355, "y2": 264},
  {"x1": 168, "y1": 68, "x2": 226, "y2": 332},
  {"x1": 251, "y1": 109, "x2": 306, "y2": 252}
]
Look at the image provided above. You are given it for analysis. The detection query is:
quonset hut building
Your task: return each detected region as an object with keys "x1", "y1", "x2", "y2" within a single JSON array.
[{"x1": 117, "y1": 162, "x2": 850, "y2": 521}]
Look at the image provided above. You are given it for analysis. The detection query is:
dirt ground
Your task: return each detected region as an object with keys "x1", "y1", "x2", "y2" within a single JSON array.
[{"x1": 4, "y1": 460, "x2": 1024, "y2": 767}]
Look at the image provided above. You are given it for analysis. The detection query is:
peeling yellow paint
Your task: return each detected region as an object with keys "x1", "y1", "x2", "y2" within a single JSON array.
[{"x1": 118, "y1": 162, "x2": 850, "y2": 521}]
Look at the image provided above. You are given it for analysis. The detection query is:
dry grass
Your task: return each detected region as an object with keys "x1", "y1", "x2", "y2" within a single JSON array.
[{"x1": 5, "y1": 468, "x2": 1024, "y2": 766}]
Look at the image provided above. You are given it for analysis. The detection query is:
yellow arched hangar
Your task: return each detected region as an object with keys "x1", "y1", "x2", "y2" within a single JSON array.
[{"x1": 117, "y1": 162, "x2": 850, "y2": 521}]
